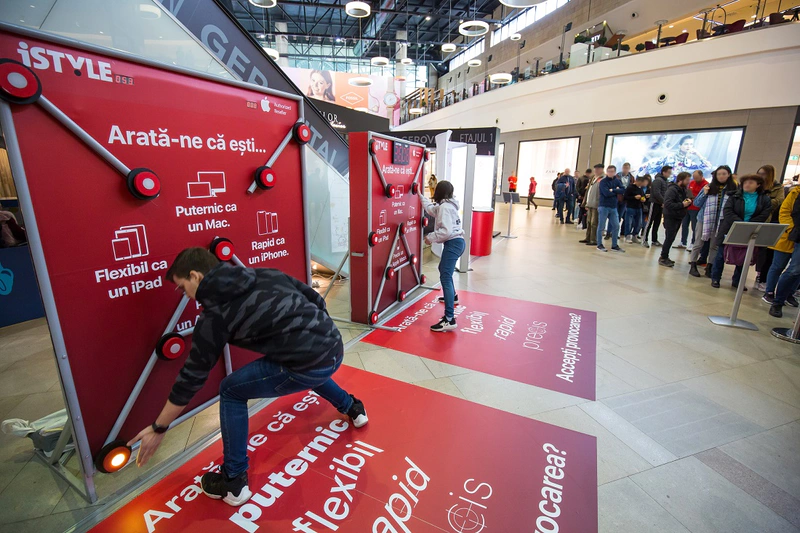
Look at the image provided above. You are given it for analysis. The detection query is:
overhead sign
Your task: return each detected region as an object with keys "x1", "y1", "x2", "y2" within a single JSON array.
[
  {"x1": 160, "y1": 0, "x2": 349, "y2": 175},
  {"x1": 313, "y1": 99, "x2": 390, "y2": 135},
  {"x1": 349, "y1": 132, "x2": 427, "y2": 325},
  {"x1": 88, "y1": 366, "x2": 599, "y2": 533},
  {"x1": 365, "y1": 291, "x2": 598, "y2": 400},
  {"x1": 387, "y1": 127, "x2": 500, "y2": 156},
  {"x1": 0, "y1": 25, "x2": 311, "y2": 494}
]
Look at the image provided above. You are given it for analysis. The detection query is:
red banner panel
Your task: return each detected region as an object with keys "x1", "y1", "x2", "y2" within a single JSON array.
[
  {"x1": 349, "y1": 132, "x2": 426, "y2": 325},
  {"x1": 89, "y1": 366, "x2": 598, "y2": 533},
  {"x1": 365, "y1": 291, "x2": 597, "y2": 400},
  {"x1": 0, "y1": 31, "x2": 310, "y2": 457}
]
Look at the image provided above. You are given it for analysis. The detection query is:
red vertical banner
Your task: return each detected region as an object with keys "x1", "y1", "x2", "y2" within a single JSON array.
[
  {"x1": 349, "y1": 132, "x2": 426, "y2": 325},
  {"x1": 0, "y1": 28, "x2": 310, "y2": 463}
]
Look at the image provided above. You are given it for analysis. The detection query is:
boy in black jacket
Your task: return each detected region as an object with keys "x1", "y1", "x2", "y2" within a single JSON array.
[
  {"x1": 128, "y1": 248, "x2": 367, "y2": 507},
  {"x1": 659, "y1": 172, "x2": 693, "y2": 267}
]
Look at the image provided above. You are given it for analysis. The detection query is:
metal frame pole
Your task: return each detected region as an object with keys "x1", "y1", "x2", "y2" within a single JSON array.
[
  {"x1": 771, "y1": 306, "x2": 800, "y2": 343},
  {"x1": 502, "y1": 194, "x2": 518, "y2": 239},
  {"x1": 708, "y1": 235, "x2": 758, "y2": 330}
]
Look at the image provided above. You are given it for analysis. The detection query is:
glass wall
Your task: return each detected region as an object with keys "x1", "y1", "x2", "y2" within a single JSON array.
[
  {"x1": 490, "y1": 0, "x2": 572, "y2": 47},
  {"x1": 517, "y1": 137, "x2": 579, "y2": 199},
  {"x1": 783, "y1": 126, "x2": 800, "y2": 185}
]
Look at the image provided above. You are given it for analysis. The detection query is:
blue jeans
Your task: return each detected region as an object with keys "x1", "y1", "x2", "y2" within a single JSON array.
[
  {"x1": 681, "y1": 210, "x2": 699, "y2": 246},
  {"x1": 766, "y1": 250, "x2": 792, "y2": 294},
  {"x1": 597, "y1": 206, "x2": 620, "y2": 248},
  {"x1": 624, "y1": 208, "x2": 642, "y2": 236},
  {"x1": 774, "y1": 246, "x2": 800, "y2": 304},
  {"x1": 555, "y1": 196, "x2": 566, "y2": 221},
  {"x1": 566, "y1": 196, "x2": 575, "y2": 222},
  {"x1": 711, "y1": 245, "x2": 743, "y2": 286},
  {"x1": 219, "y1": 345, "x2": 350, "y2": 478},
  {"x1": 440, "y1": 238, "x2": 466, "y2": 320}
]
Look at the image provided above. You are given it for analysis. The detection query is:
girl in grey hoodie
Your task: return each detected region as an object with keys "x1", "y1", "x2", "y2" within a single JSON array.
[{"x1": 421, "y1": 181, "x2": 465, "y2": 332}]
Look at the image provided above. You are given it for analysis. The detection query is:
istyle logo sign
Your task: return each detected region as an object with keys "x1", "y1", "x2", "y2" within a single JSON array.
[{"x1": 0, "y1": 262, "x2": 13, "y2": 295}]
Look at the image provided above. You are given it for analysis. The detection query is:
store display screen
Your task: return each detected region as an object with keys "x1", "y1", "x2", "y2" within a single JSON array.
[
  {"x1": 604, "y1": 128, "x2": 744, "y2": 177},
  {"x1": 393, "y1": 141, "x2": 411, "y2": 165}
]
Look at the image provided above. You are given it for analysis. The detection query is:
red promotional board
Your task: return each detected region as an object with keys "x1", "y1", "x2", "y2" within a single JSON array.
[
  {"x1": 89, "y1": 366, "x2": 598, "y2": 533},
  {"x1": 349, "y1": 132, "x2": 427, "y2": 325},
  {"x1": 0, "y1": 26, "x2": 312, "y2": 483},
  {"x1": 366, "y1": 291, "x2": 597, "y2": 400}
]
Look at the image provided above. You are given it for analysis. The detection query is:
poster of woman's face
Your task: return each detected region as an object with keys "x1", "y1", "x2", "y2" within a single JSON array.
[{"x1": 306, "y1": 69, "x2": 335, "y2": 102}]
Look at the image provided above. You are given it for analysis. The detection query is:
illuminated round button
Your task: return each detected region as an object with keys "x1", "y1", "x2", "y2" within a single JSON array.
[
  {"x1": 95, "y1": 440, "x2": 132, "y2": 474},
  {"x1": 400, "y1": 223, "x2": 409, "y2": 235},
  {"x1": 368, "y1": 231, "x2": 379, "y2": 247},
  {"x1": 385, "y1": 184, "x2": 395, "y2": 198},
  {"x1": 386, "y1": 267, "x2": 395, "y2": 280},
  {"x1": 156, "y1": 333, "x2": 186, "y2": 361},
  {"x1": 420, "y1": 274, "x2": 427, "y2": 284},
  {"x1": 0, "y1": 60, "x2": 41, "y2": 104},
  {"x1": 369, "y1": 311, "x2": 379, "y2": 325},
  {"x1": 398, "y1": 291, "x2": 406, "y2": 302},
  {"x1": 254, "y1": 166, "x2": 276, "y2": 190}
]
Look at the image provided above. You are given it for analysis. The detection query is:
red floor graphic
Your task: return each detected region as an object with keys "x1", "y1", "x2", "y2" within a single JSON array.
[
  {"x1": 365, "y1": 290, "x2": 597, "y2": 400},
  {"x1": 90, "y1": 366, "x2": 597, "y2": 533}
]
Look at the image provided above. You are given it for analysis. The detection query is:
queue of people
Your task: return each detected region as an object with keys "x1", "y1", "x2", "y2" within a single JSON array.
[{"x1": 528, "y1": 161, "x2": 798, "y2": 322}]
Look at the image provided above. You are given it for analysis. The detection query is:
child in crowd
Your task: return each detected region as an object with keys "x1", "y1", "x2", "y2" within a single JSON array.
[{"x1": 421, "y1": 181, "x2": 466, "y2": 332}]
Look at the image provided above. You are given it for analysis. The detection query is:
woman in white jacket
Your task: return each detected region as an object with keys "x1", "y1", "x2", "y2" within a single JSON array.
[{"x1": 421, "y1": 181, "x2": 466, "y2": 332}]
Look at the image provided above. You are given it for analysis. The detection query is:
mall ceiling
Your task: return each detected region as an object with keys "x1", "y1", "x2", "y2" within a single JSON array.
[{"x1": 222, "y1": 0, "x2": 508, "y2": 64}]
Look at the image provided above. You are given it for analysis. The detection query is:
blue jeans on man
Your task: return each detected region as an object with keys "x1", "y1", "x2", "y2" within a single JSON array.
[
  {"x1": 624, "y1": 208, "x2": 642, "y2": 236},
  {"x1": 219, "y1": 345, "x2": 350, "y2": 478},
  {"x1": 440, "y1": 238, "x2": 466, "y2": 320},
  {"x1": 597, "y1": 206, "x2": 620, "y2": 248},
  {"x1": 772, "y1": 246, "x2": 800, "y2": 304}
]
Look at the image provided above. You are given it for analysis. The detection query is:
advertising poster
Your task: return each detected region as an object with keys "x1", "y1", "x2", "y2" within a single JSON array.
[
  {"x1": 284, "y1": 66, "x2": 399, "y2": 120},
  {"x1": 0, "y1": 30, "x2": 309, "y2": 460},
  {"x1": 516, "y1": 137, "x2": 580, "y2": 199},
  {"x1": 605, "y1": 128, "x2": 745, "y2": 177},
  {"x1": 89, "y1": 366, "x2": 598, "y2": 533}
]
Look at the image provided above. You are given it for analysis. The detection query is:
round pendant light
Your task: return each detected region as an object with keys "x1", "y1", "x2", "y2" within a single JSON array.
[
  {"x1": 409, "y1": 107, "x2": 425, "y2": 115},
  {"x1": 395, "y1": 73, "x2": 408, "y2": 81},
  {"x1": 249, "y1": 0, "x2": 277, "y2": 7},
  {"x1": 345, "y1": 1, "x2": 371, "y2": 18},
  {"x1": 401, "y1": 57, "x2": 414, "y2": 65},
  {"x1": 371, "y1": 56, "x2": 390, "y2": 67},
  {"x1": 510, "y1": 32, "x2": 522, "y2": 41},
  {"x1": 262, "y1": 46, "x2": 279, "y2": 61},
  {"x1": 459, "y1": 20, "x2": 489, "y2": 37},
  {"x1": 441, "y1": 43, "x2": 457, "y2": 53},
  {"x1": 467, "y1": 58, "x2": 482, "y2": 67},
  {"x1": 489, "y1": 72, "x2": 512, "y2": 84},
  {"x1": 349, "y1": 76, "x2": 373, "y2": 87}
]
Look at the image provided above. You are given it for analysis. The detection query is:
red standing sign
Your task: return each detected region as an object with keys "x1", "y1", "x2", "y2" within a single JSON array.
[
  {"x1": 0, "y1": 25, "x2": 312, "y2": 498},
  {"x1": 349, "y1": 132, "x2": 427, "y2": 325}
]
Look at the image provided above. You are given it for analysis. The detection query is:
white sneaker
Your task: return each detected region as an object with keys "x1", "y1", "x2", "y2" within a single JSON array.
[
  {"x1": 625, "y1": 236, "x2": 633, "y2": 244},
  {"x1": 755, "y1": 282, "x2": 766, "y2": 292}
]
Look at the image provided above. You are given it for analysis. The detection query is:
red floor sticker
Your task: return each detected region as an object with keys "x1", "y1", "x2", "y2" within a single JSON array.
[
  {"x1": 365, "y1": 291, "x2": 597, "y2": 400},
  {"x1": 90, "y1": 366, "x2": 597, "y2": 533}
]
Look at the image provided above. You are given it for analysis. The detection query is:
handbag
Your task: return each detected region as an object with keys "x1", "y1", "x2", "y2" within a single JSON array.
[{"x1": 724, "y1": 244, "x2": 757, "y2": 266}]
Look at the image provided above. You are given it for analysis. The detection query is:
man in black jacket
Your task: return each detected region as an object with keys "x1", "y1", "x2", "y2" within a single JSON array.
[
  {"x1": 659, "y1": 172, "x2": 693, "y2": 267},
  {"x1": 128, "y1": 248, "x2": 367, "y2": 507},
  {"x1": 646, "y1": 165, "x2": 673, "y2": 247}
]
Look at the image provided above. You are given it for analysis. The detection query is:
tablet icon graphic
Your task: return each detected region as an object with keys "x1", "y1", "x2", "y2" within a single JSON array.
[{"x1": 112, "y1": 224, "x2": 149, "y2": 261}]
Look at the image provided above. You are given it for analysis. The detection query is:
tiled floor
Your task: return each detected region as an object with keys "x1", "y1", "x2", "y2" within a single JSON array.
[{"x1": 0, "y1": 202, "x2": 798, "y2": 532}]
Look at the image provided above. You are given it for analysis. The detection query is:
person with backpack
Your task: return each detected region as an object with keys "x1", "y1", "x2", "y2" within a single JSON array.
[
  {"x1": 659, "y1": 172, "x2": 693, "y2": 267},
  {"x1": 128, "y1": 248, "x2": 368, "y2": 507},
  {"x1": 422, "y1": 181, "x2": 466, "y2": 332}
]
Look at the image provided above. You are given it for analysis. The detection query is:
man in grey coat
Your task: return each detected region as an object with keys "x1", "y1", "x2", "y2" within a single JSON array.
[{"x1": 128, "y1": 248, "x2": 367, "y2": 507}]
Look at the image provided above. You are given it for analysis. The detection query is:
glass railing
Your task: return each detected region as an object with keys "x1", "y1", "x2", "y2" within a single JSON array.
[{"x1": 400, "y1": 17, "x2": 797, "y2": 125}]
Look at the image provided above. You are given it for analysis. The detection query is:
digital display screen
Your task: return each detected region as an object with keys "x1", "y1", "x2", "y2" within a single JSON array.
[
  {"x1": 393, "y1": 141, "x2": 410, "y2": 165},
  {"x1": 604, "y1": 128, "x2": 744, "y2": 177}
]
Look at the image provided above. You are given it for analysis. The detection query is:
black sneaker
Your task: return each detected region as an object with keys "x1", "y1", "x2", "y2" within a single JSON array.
[
  {"x1": 786, "y1": 295, "x2": 799, "y2": 308},
  {"x1": 653, "y1": 241, "x2": 663, "y2": 246},
  {"x1": 770, "y1": 304, "x2": 783, "y2": 318},
  {"x1": 597, "y1": 245, "x2": 608, "y2": 252},
  {"x1": 658, "y1": 257, "x2": 673, "y2": 267},
  {"x1": 346, "y1": 395, "x2": 368, "y2": 428},
  {"x1": 711, "y1": 280, "x2": 720, "y2": 288},
  {"x1": 566, "y1": 220, "x2": 574, "y2": 225},
  {"x1": 431, "y1": 316, "x2": 457, "y2": 332},
  {"x1": 579, "y1": 239, "x2": 589, "y2": 243},
  {"x1": 604, "y1": 233, "x2": 611, "y2": 240},
  {"x1": 202, "y1": 471, "x2": 252, "y2": 507},
  {"x1": 437, "y1": 295, "x2": 459, "y2": 305},
  {"x1": 762, "y1": 293, "x2": 775, "y2": 304},
  {"x1": 611, "y1": 246, "x2": 626, "y2": 253}
]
